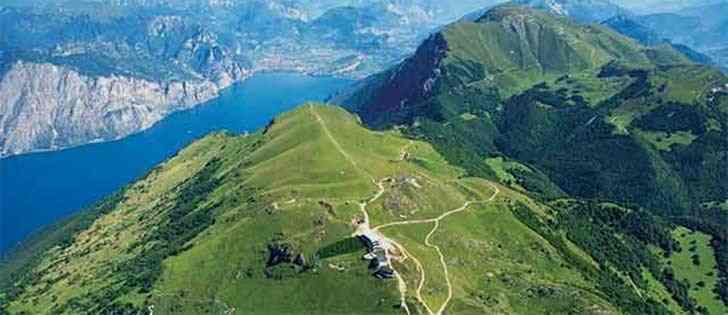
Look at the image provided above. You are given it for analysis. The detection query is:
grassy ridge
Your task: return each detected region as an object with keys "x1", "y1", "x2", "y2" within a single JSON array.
[
  {"x1": 1, "y1": 104, "x2": 656, "y2": 314},
  {"x1": 338, "y1": 4, "x2": 728, "y2": 313}
]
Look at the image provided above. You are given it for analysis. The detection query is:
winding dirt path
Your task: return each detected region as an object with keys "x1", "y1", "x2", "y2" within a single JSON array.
[
  {"x1": 390, "y1": 238, "x2": 432, "y2": 315},
  {"x1": 310, "y1": 105, "x2": 502, "y2": 314},
  {"x1": 375, "y1": 184, "x2": 499, "y2": 315},
  {"x1": 373, "y1": 192, "x2": 498, "y2": 232},
  {"x1": 356, "y1": 179, "x2": 414, "y2": 314},
  {"x1": 310, "y1": 105, "x2": 375, "y2": 183},
  {"x1": 310, "y1": 106, "x2": 415, "y2": 312},
  {"x1": 424, "y1": 220, "x2": 450, "y2": 315}
]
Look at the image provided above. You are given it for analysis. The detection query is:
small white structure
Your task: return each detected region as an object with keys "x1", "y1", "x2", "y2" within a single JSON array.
[{"x1": 357, "y1": 231, "x2": 395, "y2": 279}]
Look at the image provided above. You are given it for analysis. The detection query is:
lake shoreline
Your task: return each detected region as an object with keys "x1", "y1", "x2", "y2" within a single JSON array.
[{"x1": 0, "y1": 72, "x2": 352, "y2": 253}]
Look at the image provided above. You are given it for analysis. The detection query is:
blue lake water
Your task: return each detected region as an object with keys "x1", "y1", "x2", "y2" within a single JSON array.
[{"x1": 0, "y1": 72, "x2": 351, "y2": 253}]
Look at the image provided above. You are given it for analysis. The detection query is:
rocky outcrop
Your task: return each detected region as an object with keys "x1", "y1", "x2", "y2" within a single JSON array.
[
  {"x1": 0, "y1": 61, "x2": 250, "y2": 157},
  {"x1": 337, "y1": 32, "x2": 449, "y2": 128}
]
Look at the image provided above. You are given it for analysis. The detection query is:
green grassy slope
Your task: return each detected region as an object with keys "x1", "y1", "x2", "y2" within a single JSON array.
[
  {"x1": 2, "y1": 104, "x2": 639, "y2": 315},
  {"x1": 338, "y1": 4, "x2": 728, "y2": 214},
  {"x1": 443, "y1": 6, "x2": 650, "y2": 97},
  {"x1": 663, "y1": 227, "x2": 725, "y2": 315},
  {"x1": 335, "y1": 4, "x2": 728, "y2": 313}
]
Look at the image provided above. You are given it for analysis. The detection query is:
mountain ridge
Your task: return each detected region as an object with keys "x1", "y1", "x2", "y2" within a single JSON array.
[
  {"x1": 1, "y1": 104, "x2": 629, "y2": 314},
  {"x1": 336, "y1": 6, "x2": 728, "y2": 312},
  {"x1": 338, "y1": 4, "x2": 689, "y2": 127},
  {"x1": 5, "y1": 103, "x2": 725, "y2": 314}
]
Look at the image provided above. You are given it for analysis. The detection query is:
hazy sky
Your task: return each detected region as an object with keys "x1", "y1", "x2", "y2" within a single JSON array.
[
  {"x1": 611, "y1": 0, "x2": 725, "y2": 13},
  {"x1": 3, "y1": 0, "x2": 723, "y2": 15}
]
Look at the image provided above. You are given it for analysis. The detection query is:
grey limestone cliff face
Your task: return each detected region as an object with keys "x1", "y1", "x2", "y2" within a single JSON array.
[{"x1": 0, "y1": 61, "x2": 249, "y2": 157}]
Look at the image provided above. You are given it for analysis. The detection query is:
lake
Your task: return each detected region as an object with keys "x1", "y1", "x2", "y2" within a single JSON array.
[{"x1": 0, "y1": 72, "x2": 352, "y2": 253}]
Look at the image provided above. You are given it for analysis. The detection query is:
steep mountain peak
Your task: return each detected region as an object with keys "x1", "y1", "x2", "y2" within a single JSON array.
[
  {"x1": 450, "y1": 3, "x2": 652, "y2": 75},
  {"x1": 338, "y1": 0, "x2": 728, "y2": 227},
  {"x1": 337, "y1": 3, "x2": 656, "y2": 127}
]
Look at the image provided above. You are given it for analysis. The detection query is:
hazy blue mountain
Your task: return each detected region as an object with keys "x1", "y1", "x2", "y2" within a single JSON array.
[
  {"x1": 711, "y1": 47, "x2": 728, "y2": 69},
  {"x1": 640, "y1": 2, "x2": 728, "y2": 49},
  {"x1": 612, "y1": 0, "x2": 726, "y2": 14},
  {"x1": 671, "y1": 44, "x2": 717, "y2": 66},
  {"x1": 602, "y1": 15, "x2": 716, "y2": 66},
  {"x1": 631, "y1": 2, "x2": 728, "y2": 70}
]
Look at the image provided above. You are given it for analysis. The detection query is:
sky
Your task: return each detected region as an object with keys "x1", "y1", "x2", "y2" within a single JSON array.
[
  {"x1": 611, "y1": 0, "x2": 726, "y2": 13},
  {"x1": 3, "y1": 0, "x2": 724, "y2": 16}
]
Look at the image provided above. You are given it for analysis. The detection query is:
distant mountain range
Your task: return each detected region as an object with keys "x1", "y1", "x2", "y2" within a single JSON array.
[
  {"x1": 2, "y1": 0, "x2": 726, "y2": 157},
  {"x1": 635, "y1": 2, "x2": 728, "y2": 66},
  {"x1": 602, "y1": 15, "x2": 717, "y2": 65},
  {"x1": 0, "y1": 0, "x2": 505, "y2": 157}
]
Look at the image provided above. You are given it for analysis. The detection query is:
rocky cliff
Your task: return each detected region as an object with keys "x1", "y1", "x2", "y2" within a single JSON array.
[{"x1": 0, "y1": 61, "x2": 249, "y2": 157}]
